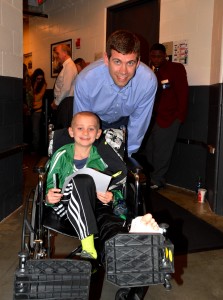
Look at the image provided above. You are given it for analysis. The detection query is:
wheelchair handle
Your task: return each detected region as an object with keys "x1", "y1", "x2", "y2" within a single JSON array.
[
  {"x1": 159, "y1": 223, "x2": 169, "y2": 239},
  {"x1": 18, "y1": 251, "x2": 29, "y2": 271}
]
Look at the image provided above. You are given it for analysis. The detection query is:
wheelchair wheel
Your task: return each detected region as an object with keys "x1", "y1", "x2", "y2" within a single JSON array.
[
  {"x1": 115, "y1": 288, "x2": 130, "y2": 300},
  {"x1": 116, "y1": 287, "x2": 147, "y2": 300},
  {"x1": 21, "y1": 186, "x2": 49, "y2": 258},
  {"x1": 21, "y1": 188, "x2": 36, "y2": 252}
]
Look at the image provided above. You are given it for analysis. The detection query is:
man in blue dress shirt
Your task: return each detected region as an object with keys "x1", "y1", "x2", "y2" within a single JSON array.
[{"x1": 73, "y1": 30, "x2": 157, "y2": 156}]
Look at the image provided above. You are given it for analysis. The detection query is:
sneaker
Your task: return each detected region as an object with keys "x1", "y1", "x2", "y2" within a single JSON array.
[{"x1": 80, "y1": 250, "x2": 97, "y2": 260}]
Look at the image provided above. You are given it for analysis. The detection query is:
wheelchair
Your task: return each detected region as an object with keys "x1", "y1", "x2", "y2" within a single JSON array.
[{"x1": 14, "y1": 125, "x2": 174, "y2": 300}]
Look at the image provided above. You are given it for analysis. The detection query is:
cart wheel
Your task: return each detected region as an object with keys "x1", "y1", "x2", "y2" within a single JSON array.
[{"x1": 115, "y1": 288, "x2": 130, "y2": 300}]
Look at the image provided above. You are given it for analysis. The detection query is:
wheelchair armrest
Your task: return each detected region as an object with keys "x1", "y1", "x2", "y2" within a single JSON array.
[
  {"x1": 33, "y1": 156, "x2": 49, "y2": 174},
  {"x1": 126, "y1": 156, "x2": 143, "y2": 174}
]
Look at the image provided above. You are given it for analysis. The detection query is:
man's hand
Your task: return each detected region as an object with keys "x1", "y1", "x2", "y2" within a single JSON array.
[{"x1": 51, "y1": 101, "x2": 58, "y2": 110}]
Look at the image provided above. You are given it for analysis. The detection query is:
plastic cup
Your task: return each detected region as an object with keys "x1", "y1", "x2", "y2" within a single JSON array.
[{"x1": 198, "y1": 188, "x2": 207, "y2": 203}]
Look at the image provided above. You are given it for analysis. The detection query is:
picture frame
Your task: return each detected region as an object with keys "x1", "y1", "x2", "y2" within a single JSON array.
[{"x1": 51, "y1": 39, "x2": 72, "y2": 78}]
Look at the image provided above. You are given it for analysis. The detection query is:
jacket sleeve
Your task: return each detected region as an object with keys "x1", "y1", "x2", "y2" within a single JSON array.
[{"x1": 46, "y1": 150, "x2": 65, "y2": 194}]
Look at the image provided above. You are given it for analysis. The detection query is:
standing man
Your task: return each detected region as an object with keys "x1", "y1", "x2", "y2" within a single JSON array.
[
  {"x1": 145, "y1": 43, "x2": 189, "y2": 189},
  {"x1": 73, "y1": 30, "x2": 157, "y2": 156},
  {"x1": 51, "y1": 44, "x2": 77, "y2": 129}
]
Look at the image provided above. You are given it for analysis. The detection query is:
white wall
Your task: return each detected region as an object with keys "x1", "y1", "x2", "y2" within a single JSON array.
[
  {"x1": 0, "y1": 0, "x2": 22, "y2": 78},
  {"x1": 210, "y1": 0, "x2": 223, "y2": 85},
  {"x1": 160, "y1": 0, "x2": 215, "y2": 86},
  {"x1": 24, "y1": 0, "x2": 127, "y2": 88},
  {"x1": 23, "y1": 0, "x2": 223, "y2": 87}
]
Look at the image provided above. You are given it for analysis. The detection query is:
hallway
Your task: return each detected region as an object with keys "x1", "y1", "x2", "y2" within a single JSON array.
[{"x1": 1, "y1": 153, "x2": 223, "y2": 299}]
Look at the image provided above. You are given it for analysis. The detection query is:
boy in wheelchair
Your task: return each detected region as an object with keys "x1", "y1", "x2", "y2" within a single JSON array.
[{"x1": 45, "y1": 111, "x2": 160, "y2": 260}]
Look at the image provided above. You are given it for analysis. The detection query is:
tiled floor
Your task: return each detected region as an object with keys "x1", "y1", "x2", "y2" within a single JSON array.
[{"x1": 1, "y1": 153, "x2": 223, "y2": 299}]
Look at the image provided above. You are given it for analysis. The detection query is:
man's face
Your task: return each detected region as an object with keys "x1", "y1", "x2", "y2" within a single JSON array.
[
  {"x1": 54, "y1": 45, "x2": 66, "y2": 64},
  {"x1": 104, "y1": 50, "x2": 140, "y2": 88},
  {"x1": 149, "y1": 50, "x2": 166, "y2": 68}
]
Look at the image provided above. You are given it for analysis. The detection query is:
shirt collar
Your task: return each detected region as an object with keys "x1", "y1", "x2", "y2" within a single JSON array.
[{"x1": 63, "y1": 57, "x2": 72, "y2": 67}]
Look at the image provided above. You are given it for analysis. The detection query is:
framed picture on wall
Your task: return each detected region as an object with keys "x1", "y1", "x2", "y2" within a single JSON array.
[{"x1": 51, "y1": 39, "x2": 72, "y2": 78}]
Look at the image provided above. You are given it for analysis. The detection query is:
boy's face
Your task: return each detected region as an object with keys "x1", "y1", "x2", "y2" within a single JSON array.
[
  {"x1": 69, "y1": 114, "x2": 102, "y2": 147},
  {"x1": 104, "y1": 49, "x2": 140, "y2": 88}
]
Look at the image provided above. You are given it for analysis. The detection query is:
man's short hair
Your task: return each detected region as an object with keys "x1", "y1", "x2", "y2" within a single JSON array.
[
  {"x1": 106, "y1": 29, "x2": 140, "y2": 60},
  {"x1": 150, "y1": 43, "x2": 166, "y2": 53},
  {"x1": 60, "y1": 44, "x2": 72, "y2": 57},
  {"x1": 74, "y1": 58, "x2": 86, "y2": 68}
]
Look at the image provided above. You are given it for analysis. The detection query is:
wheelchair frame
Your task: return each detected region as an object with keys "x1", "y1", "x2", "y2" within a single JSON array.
[{"x1": 14, "y1": 128, "x2": 174, "y2": 300}]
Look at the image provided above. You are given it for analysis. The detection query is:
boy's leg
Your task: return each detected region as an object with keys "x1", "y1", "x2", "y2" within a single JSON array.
[
  {"x1": 95, "y1": 203, "x2": 161, "y2": 262},
  {"x1": 63, "y1": 174, "x2": 98, "y2": 239},
  {"x1": 95, "y1": 200, "x2": 128, "y2": 262},
  {"x1": 62, "y1": 174, "x2": 98, "y2": 259}
]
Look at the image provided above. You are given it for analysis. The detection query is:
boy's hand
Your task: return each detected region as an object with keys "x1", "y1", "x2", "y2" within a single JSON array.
[
  {"x1": 97, "y1": 191, "x2": 113, "y2": 204},
  {"x1": 46, "y1": 188, "x2": 63, "y2": 204}
]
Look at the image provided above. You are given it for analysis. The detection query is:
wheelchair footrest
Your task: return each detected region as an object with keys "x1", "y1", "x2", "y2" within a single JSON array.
[
  {"x1": 13, "y1": 259, "x2": 91, "y2": 299},
  {"x1": 105, "y1": 233, "x2": 174, "y2": 287}
]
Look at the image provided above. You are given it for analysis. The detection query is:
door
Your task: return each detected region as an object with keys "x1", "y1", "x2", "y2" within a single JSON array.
[{"x1": 107, "y1": 0, "x2": 160, "y2": 65}]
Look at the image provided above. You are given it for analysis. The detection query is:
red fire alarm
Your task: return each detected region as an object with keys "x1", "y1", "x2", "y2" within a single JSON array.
[{"x1": 76, "y1": 38, "x2": 81, "y2": 49}]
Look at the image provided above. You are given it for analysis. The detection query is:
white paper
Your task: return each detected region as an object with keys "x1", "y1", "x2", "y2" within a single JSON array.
[{"x1": 62, "y1": 168, "x2": 112, "y2": 193}]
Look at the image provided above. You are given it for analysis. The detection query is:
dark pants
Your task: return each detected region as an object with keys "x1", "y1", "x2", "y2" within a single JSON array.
[
  {"x1": 62, "y1": 174, "x2": 127, "y2": 240},
  {"x1": 55, "y1": 96, "x2": 73, "y2": 129},
  {"x1": 63, "y1": 175, "x2": 98, "y2": 239},
  {"x1": 145, "y1": 119, "x2": 180, "y2": 185}
]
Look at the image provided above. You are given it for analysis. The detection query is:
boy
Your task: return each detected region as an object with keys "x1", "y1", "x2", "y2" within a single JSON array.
[{"x1": 46, "y1": 111, "x2": 160, "y2": 259}]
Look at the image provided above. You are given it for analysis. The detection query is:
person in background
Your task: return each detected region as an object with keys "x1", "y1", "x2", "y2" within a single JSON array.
[
  {"x1": 30, "y1": 68, "x2": 47, "y2": 153},
  {"x1": 73, "y1": 29, "x2": 157, "y2": 156},
  {"x1": 23, "y1": 64, "x2": 33, "y2": 146},
  {"x1": 145, "y1": 43, "x2": 189, "y2": 190},
  {"x1": 74, "y1": 57, "x2": 89, "y2": 73},
  {"x1": 51, "y1": 44, "x2": 78, "y2": 129}
]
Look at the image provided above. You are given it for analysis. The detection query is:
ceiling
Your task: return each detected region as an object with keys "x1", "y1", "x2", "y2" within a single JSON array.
[{"x1": 23, "y1": 0, "x2": 48, "y2": 20}]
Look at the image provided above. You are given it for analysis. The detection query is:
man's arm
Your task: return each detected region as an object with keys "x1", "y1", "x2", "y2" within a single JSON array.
[
  {"x1": 127, "y1": 83, "x2": 157, "y2": 156},
  {"x1": 73, "y1": 75, "x2": 91, "y2": 113}
]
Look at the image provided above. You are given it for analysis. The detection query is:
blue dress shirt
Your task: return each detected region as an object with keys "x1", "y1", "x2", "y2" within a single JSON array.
[{"x1": 73, "y1": 59, "x2": 157, "y2": 155}]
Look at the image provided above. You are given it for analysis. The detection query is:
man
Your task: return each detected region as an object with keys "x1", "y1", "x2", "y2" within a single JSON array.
[
  {"x1": 145, "y1": 43, "x2": 189, "y2": 189},
  {"x1": 73, "y1": 30, "x2": 157, "y2": 156},
  {"x1": 74, "y1": 57, "x2": 89, "y2": 73},
  {"x1": 51, "y1": 44, "x2": 77, "y2": 129}
]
